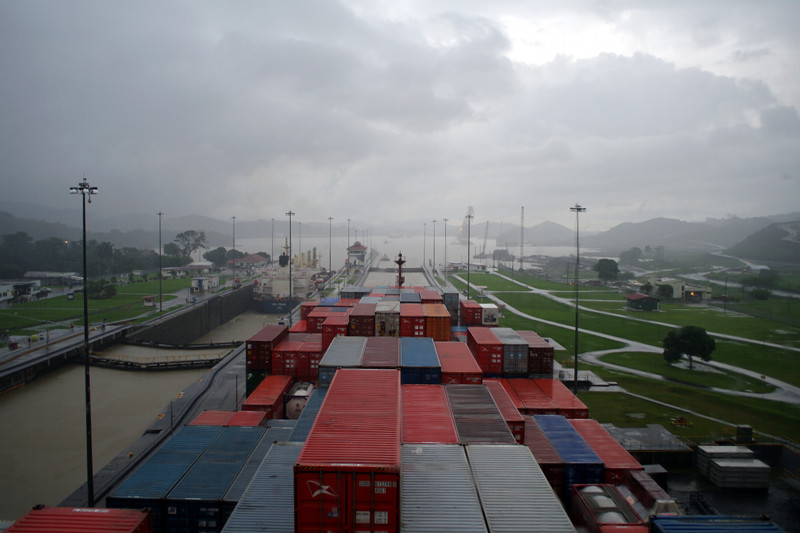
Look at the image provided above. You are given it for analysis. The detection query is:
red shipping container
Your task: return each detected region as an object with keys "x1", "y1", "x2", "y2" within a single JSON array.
[
  {"x1": 189, "y1": 410, "x2": 233, "y2": 426},
  {"x1": 306, "y1": 307, "x2": 331, "y2": 333},
  {"x1": 290, "y1": 319, "x2": 308, "y2": 332},
  {"x1": 295, "y1": 369, "x2": 401, "y2": 533},
  {"x1": 7, "y1": 507, "x2": 152, "y2": 533},
  {"x1": 436, "y1": 341, "x2": 483, "y2": 384},
  {"x1": 516, "y1": 330, "x2": 555, "y2": 375},
  {"x1": 460, "y1": 299, "x2": 483, "y2": 326},
  {"x1": 246, "y1": 325, "x2": 289, "y2": 371},
  {"x1": 322, "y1": 314, "x2": 349, "y2": 352},
  {"x1": 535, "y1": 378, "x2": 589, "y2": 418},
  {"x1": 570, "y1": 419, "x2": 643, "y2": 484},
  {"x1": 490, "y1": 378, "x2": 525, "y2": 410},
  {"x1": 298, "y1": 340, "x2": 323, "y2": 382},
  {"x1": 271, "y1": 340, "x2": 303, "y2": 377},
  {"x1": 524, "y1": 417, "x2": 566, "y2": 498},
  {"x1": 506, "y1": 378, "x2": 558, "y2": 415},
  {"x1": 362, "y1": 337, "x2": 400, "y2": 368},
  {"x1": 335, "y1": 298, "x2": 361, "y2": 307},
  {"x1": 423, "y1": 303, "x2": 451, "y2": 342},
  {"x1": 402, "y1": 384, "x2": 458, "y2": 444},
  {"x1": 419, "y1": 289, "x2": 443, "y2": 304},
  {"x1": 349, "y1": 302, "x2": 377, "y2": 337},
  {"x1": 483, "y1": 380, "x2": 526, "y2": 444},
  {"x1": 400, "y1": 303, "x2": 426, "y2": 337},
  {"x1": 225, "y1": 410, "x2": 268, "y2": 426},
  {"x1": 242, "y1": 374, "x2": 292, "y2": 418},
  {"x1": 466, "y1": 326, "x2": 503, "y2": 375},
  {"x1": 300, "y1": 301, "x2": 318, "y2": 320}
]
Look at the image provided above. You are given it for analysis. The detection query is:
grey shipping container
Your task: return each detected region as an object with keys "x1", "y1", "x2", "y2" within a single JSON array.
[
  {"x1": 493, "y1": 327, "x2": 528, "y2": 376},
  {"x1": 165, "y1": 426, "x2": 267, "y2": 533},
  {"x1": 221, "y1": 426, "x2": 295, "y2": 521},
  {"x1": 288, "y1": 388, "x2": 328, "y2": 442},
  {"x1": 221, "y1": 442, "x2": 304, "y2": 533},
  {"x1": 106, "y1": 425, "x2": 222, "y2": 533},
  {"x1": 317, "y1": 336, "x2": 366, "y2": 388},
  {"x1": 375, "y1": 300, "x2": 401, "y2": 336},
  {"x1": 466, "y1": 444, "x2": 576, "y2": 533},
  {"x1": 445, "y1": 384, "x2": 516, "y2": 445},
  {"x1": 401, "y1": 444, "x2": 488, "y2": 532}
]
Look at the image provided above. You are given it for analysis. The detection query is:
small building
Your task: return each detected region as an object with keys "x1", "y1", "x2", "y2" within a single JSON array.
[
  {"x1": 347, "y1": 241, "x2": 367, "y2": 266},
  {"x1": 227, "y1": 253, "x2": 269, "y2": 270},
  {"x1": 625, "y1": 292, "x2": 661, "y2": 311},
  {"x1": 191, "y1": 275, "x2": 220, "y2": 294}
]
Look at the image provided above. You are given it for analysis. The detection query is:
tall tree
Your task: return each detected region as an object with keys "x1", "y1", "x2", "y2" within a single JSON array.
[
  {"x1": 663, "y1": 325, "x2": 716, "y2": 370},
  {"x1": 656, "y1": 284, "x2": 674, "y2": 299},
  {"x1": 592, "y1": 258, "x2": 619, "y2": 284},
  {"x1": 174, "y1": 230, "x2": 207, "y2": 260}
]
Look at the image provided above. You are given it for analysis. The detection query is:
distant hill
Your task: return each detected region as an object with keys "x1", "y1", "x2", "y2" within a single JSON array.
[
  {"x1": 583, "y1": 214, "x2": 800, "y2": 254},
  {"x1": 725, "y1": 221, "x2": 800, "y2": 263}
]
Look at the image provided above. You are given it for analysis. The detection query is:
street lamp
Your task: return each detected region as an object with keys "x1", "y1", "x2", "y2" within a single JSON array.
[
  {"x1": 271, "y1": 218, "x2": 274, "y2": 266},
  {"x1": 286, "y1": 210, "x2": 295, "y2": 326},
  {"x1": 158, "y1": 212, "x2": 164, "y2": 314},
  {"x1": 231, "y1": 216, "x2": 236, "y2": 251},
  {"x1": 466, "y1": 213, "x2": 473, "y2": 298},
  {"x1": 328, "y1": 217, "x2": 333, "y2": 276},
  {"x1": 432, "y1": 219, "x2": 436, "y2": 274},
  {"x1": 423, "y1": 222, "x2": 427, "y2": 267},
  {"x1": 443, "y1": 218, "x2": 448, "y2": 281},
  {"x1": 69, "y1": 176, "x2": 98, "y2": 507},
  {"x1": 570, "y1": 203, "x2": 587, "y2": 394},
  {"x1": 347, "y1": 218, "x2": 351, "y2": 249}
]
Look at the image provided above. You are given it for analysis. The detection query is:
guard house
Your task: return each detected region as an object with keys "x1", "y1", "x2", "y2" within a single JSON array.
[
  {"x1": 625, "y1": 292, "x2": 661, "y2": 311},
  {"x1": 347, "y1": 241, "x2": 367, "y2": 267},
  {"x1": 191, "y1": 275, "x2": 220, "y2": 294}
]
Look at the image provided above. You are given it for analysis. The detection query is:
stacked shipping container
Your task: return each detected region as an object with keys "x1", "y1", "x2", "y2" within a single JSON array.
[
  {"x1": 294, "y1": 369, "x2": 401, "y2": 533},
  {"x1": 401, "y1": 385, "x2": 458, "y2": 444},
  {"x1": 446, "y1": 384, "x2": 516, "y2": 445},
  {"x1": 569, "y1": 418, "x2": 643, "y2": 483},
  {"x1": 400, "y1": 337, "x2": 441, "y2": 384},
  {"x1": 435, "y1": 341, "x2": 483, "y2": 384}
]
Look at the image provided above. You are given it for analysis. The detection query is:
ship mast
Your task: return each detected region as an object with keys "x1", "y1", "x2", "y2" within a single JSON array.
[{"x1": 395, "y1": 252, "x2": 406, "y2": 287}]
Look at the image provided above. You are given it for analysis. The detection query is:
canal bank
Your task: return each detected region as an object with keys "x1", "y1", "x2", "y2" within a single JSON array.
[{"x1": 0, "y1": 310, "x2": 277, "y2": 523}]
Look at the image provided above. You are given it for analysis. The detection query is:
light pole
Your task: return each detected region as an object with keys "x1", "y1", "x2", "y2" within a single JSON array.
[
  {"x1": 286, "y1": 210, "x2": 295, "y2": 326},
  {"x1": 432, "y1": 219, "x2": 436, "y2": 274},
  {"x1": 347, "y1": 218, "x2": 351, "y2": 249},
  {"x1": 328, "y1": 216, "x2": 333, "y2": 275},
  {"x1": 466, "y1": 213, "x2": 473, "y2": 298},
  {"x1": 69, "y1": 176, "x2": 97, "y2": 507},
  {"x1": 423, "y1": 222, "x2": 427, "y2": 267},
  {"x1": 443, "y1": 218, "x2": 448, "y2": 281},
  {"x1": 158, "y1": 212, "x2": 164, "y2": 314},
  {"x1": 271, "y1": 218, "x2": 274, "y2": 266},
  {"x1": 570, "y1": 203, "x2": 587, "y2": 394},
  {"x1": 231, "y1": 216, "x2": 236, "y2": 251}
]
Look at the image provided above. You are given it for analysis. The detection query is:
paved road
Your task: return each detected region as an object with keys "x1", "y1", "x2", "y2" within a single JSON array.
[{"x1": 454, "y1": 271, "x2": 800, "y2": 407}]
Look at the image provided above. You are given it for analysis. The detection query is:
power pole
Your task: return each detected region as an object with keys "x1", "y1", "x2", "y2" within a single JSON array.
[{"x1": 570, "y1": 203, "x2": 587, "y2": 394}]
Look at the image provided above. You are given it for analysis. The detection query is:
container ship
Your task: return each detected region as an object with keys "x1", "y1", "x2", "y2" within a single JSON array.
[
  {"x1": 10, "y1": 278, "x2": 790, "y2": 532},
  {"x1": 252, "y1": 246, "x2": 324, "y2": 314}
]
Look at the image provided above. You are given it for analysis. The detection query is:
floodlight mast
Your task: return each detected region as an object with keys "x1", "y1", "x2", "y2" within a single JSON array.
[
  {"x1": 69, "y1": 176, "x2": 98, "y2": 507},
  {"x1": 570, "y1": 203, "x2": 587, "y2": 395}
]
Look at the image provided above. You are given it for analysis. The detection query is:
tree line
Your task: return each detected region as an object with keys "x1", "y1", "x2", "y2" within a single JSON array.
[{"x1": 0, "y1": 230, "x2": 201, "y2": 279}]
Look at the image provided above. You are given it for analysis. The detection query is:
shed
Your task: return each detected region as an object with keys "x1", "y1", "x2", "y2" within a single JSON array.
[{"x1": 625, "y1": 293, "x2": 660, "y2": 311}]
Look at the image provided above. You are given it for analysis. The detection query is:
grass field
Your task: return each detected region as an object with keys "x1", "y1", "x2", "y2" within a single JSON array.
[{"x1": 449, "y1": 268, "x2": 800, "y2": 444}]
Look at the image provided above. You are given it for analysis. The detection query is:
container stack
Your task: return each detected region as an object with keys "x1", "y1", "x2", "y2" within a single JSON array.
[
  {"x1": 484, "y1": 379, "x2": 526, "y2": 444},
  {"x1": 467, "y1": 326, "x2": 503, "y2": 376},
  {"x1": 375, "y1": 300, "x2": 401, "y2": 336},
  {"x1": 294, "y1": 369, "x2": 401, "y2": 533},
  {"x1": 241, "y1": 375, "x2": 293, "y2": 418},
  {"x1": 245, "y1": 325, "x2": 289, "y2": 394},
  {"x1": 516, "y1": 329, "x2": 555, "y2": 376},
  {"x1": 460, "y1": 299, "x2": 483, "y2": 326},
  {"x1": 493, "y1": 327, "x2": 529, "y2": 377},
  {"x1": 446, "y1": 384, "x2": 517, "y2": 445},
  {"x1": 423, "y1": 303, "x2": 451, "y2": 341},
  {"x1": 317, "y1": 336, "x2": 366, "y2": 388},
  {"x1": 535, "y1": 378, "x2": 589, "y2": 418},
  {"x1": 400, "y1": 303, "x2": 426, "y2": 337},
  {"x1": 436, "y1": 341, "x2": 483, "y2": 384},
  {"x1": 6, "y1": 507, "x2": 152, "y2": 533},
  {"x1": 695, "y1": 445, "x2": 771, "y2": 489},
  {"x1": 400, "y1": 337, "x2": 441, "y2": 384},
  {"x1": 569, "y1": 418, "x2": 643, "y2": 484},
  {"x1": 401, "y1": 385, "x2": 458, "y2": 444}
]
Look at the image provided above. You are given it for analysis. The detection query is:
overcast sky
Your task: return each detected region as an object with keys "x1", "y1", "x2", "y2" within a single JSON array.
[{"x1": 2, "y1": 1, "x2": 799, "y2": 232}]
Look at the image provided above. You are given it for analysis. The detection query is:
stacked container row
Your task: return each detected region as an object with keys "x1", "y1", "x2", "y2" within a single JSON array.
[
  {"x1": 569, "y1": 418, "x2": 643, "y2": 483},
  {"x1": 534, "y1": 414, "x2": 605, "y2": 500},
  {"x1": 400, "y1": 303, "x2": 426, "y2": 337},
  {"x1": 400, "y1": 337, "x2": 441, "y2": 384},
  {"x1": 467, "y1": 326, "x2": 503, "y2": 375},
  {"x1": 493, "y1": 327, "x2": 529, "y2": 376},
  {"x1": 375, "y1": 300, "x2": 401, "y2": 336},
  {"x1": 241, "y1": 375, "x2": 293, "y2": 418},
  {"x1": 361, "y1": 336, "x2": 400, "y2": 368},
  {"x1": 483, "y1": 379, "x2": 526, "y2": 444},
  {"x1": 498, "y1": 378, "x2": 557, "y2": 414},
  {"x1": 516, "y1": 329, "x2": 555, "y2": 376},
  {"x1": 436, "y1": 341, "x2": 483, "y2": 384},
  {"x1": 295, "y1": 369, "x2": 402, "y2": 533},
  {"x1": 348, "y1": 302, "x2": 376, "y2": 336},
  {"x1": 535, "y1": 378, "x2": 589, "y2": 418},
  {"x1": 7, "y1": 507, "x2": 152, "y2": 533},
  {"x1": 423, "y1": 303, "x2": 452, "y2": 341},
  {"x1": 400, "y1": 445, "x2": 488, "y2": 533},
  {"x1": 445, "y1": 384, "x2": 516, "y2": 445},
  {"x1": 460, "y1": 299, "x2": 483, "y2": 326},
  {"x1": 401, "y1": 385, "x2": 458, "y2": 444},
  {"x1": 524, "y1": 417, "x2": 566, "y2": 499},
  {"x1": 465, "y1": 445, "x2": 576, "y2": 532},
  {"x1": 317, "y1": 336, "x2": 366, "y2": 388}
]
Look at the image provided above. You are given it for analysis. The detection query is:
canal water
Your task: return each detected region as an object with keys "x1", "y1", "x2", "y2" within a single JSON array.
[{"x1": 0, "y1": 310, "x2": 276, "y2": 522}]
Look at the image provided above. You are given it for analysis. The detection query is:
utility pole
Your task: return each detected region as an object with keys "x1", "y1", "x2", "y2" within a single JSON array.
[
  {"x1": 520, "y1": 206, "x2": 524, "y2": 272},
  {"x1": 286, "y1": 210, "x2": 295, "y2": 327},
  {"x1": 570, "y1": 203, "x2": 587, "y2": 394},
  {"x1": 69, "y1": 176, "x2": 98, "y2": 507},
  {"x1": 158, "y1": 212, "x2": 164, "y2": 314},
  {"x1": 466, "y1": 213, "x2": 473, "y2": 298},
  {"x1": 443, "y1": 218, "x2": 448, "y2": 281},
  {"x1": 423, "y1": 222, "x2": 427, "y2": 267},
  {"x1": 328, "y1": 216, "x2": 333, "y2": 275},
  {"x1": 432, "y1": 219, "x2": 436, "y2": 273}
]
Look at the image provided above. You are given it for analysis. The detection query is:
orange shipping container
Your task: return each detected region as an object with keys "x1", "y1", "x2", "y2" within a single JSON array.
[{"x1": 423, "y1": 303, "x2": 451, "y2": 341}]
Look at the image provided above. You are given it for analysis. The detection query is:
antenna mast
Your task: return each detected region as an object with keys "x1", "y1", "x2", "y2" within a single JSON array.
[{"x1": 519, "y1": 206, "x2": 524, "y2": 271}]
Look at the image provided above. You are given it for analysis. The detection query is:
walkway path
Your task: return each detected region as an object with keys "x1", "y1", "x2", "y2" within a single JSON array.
[{"x1": 453, "y1": 271, "x2": 800, "y2": 407}]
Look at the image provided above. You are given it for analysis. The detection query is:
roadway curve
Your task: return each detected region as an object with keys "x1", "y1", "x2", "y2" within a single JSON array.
[{"x1": 454, "y1": 271, "x2": 800, "y2": 407}]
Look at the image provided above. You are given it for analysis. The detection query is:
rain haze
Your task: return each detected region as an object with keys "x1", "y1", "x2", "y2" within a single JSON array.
[{"x1": 2, "y1": 0, "x2": 799, "y2": 232}]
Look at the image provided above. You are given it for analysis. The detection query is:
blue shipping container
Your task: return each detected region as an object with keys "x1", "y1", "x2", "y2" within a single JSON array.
[
  {"x1": 400, "y1": 337, "x2": 441, "y2": 384},
  {"x1": 534, "y1": 414, "x2": 604, "y2": 498},
  {"x1": 106, "y1": 425, "x2": 222, "y2": 533},
  {"x1": 289, "y1": 388, "x2": 327, "y2": 442},
  {"x1": 651, "y1": 515, "x2": 786, "y2": 532},
  {"x1": 165, "y1": 426, "x2": 266, "y2": 533}
]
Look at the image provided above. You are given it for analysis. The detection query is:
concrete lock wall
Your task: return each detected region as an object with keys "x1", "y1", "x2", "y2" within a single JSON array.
[{"x1": 129, "y1": 285, "x2": 254, "y2": 345}]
